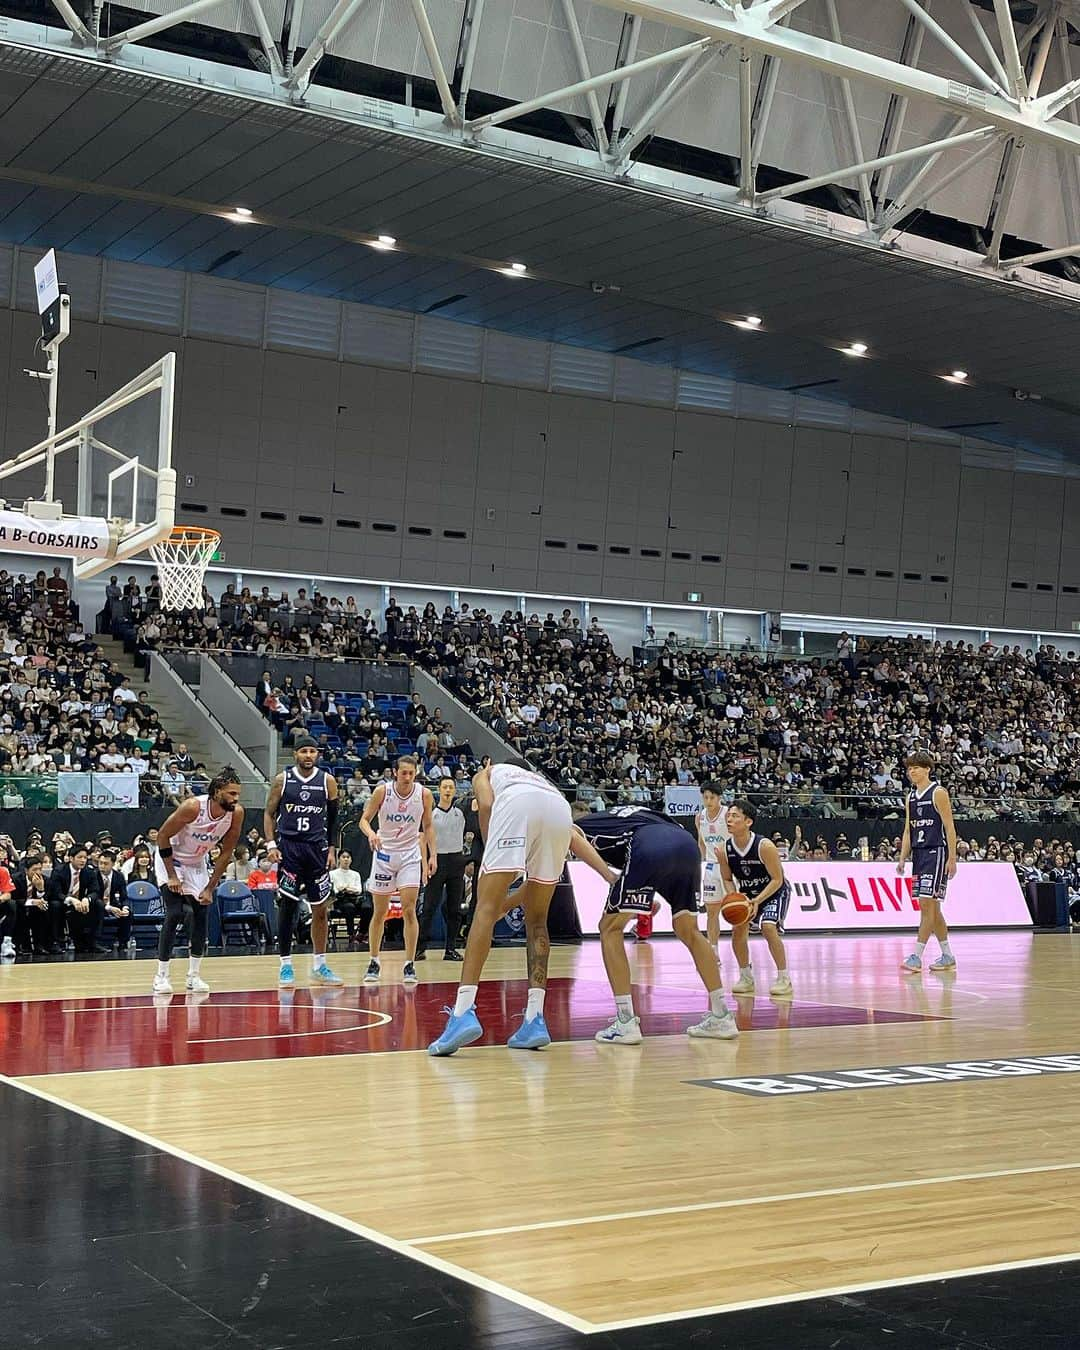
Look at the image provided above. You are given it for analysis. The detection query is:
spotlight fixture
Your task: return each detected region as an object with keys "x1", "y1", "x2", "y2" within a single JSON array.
[
  {"x1": 510, "y1": 261, "x2": 527, "y2": 273},
  {"x1": 233, "y1": 206, "x2": 253, "y2": 217},
  {"x1": 368, "y1": 234, "x2": 397, "y2": 251},
  {"x1": 732, "y1": 314, "x2": 764, "y2": 331},
  {"x1": 843, "y1": 341, "x2": 868, "y2": 356},
  {"x1": 951, "y1": 369, "x2": 968, "y2": 381}
]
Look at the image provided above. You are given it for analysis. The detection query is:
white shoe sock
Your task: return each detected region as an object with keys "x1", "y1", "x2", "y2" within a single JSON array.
[
  {"x1": 526, "y1": 987, "x2": 545, "y2": 1020},
  {"x1": 313, "y1": 952, "x2": 325, "y2": 971},
  {"x1": 915, "y1": 941, "x2": 927, "y2": 958},
  {"x1": 708, "y1": 989, "x2": 727, "y2": 1016},
  {"x1": 454, "y1": 985, "x2": 478, "y2": 1017},
  {"x1": 615, "y1": 994, "x2": 635, "y2": 1023},
  {"x1": 156, "y1": 961, "x2": 170, "y2": 980},
  {"x1": 187, "y1": 956, "x2": 202, "y2": 976}
]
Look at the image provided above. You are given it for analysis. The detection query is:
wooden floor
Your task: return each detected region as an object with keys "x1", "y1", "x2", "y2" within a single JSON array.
[{"x1": 3, "y1": 932, "x2": 1079, "y2": 1333}]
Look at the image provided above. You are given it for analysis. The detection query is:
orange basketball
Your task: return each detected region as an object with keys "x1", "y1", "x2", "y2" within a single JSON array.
[{"x1": 720, "y1": 892, "x2": 752, "y2": 926}]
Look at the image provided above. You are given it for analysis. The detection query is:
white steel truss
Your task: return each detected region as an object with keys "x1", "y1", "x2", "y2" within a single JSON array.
[{"x1": 25, "y1": 0, "x2": 1080, "y2": 274}]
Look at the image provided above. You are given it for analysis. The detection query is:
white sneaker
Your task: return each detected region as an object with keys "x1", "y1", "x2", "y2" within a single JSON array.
[
  {"x1": 731, "y1": 971, "x2": 755, "y2": 995},
  {"x1": 152, "y1": 972, "x2": 173, "y2": 995},
  {"x1": 687, "y1": 1010, "x2": 739, "y2": 1040},
  {"x1": 594, "y1": 1015, "x2": 643, "y2": 1045},
  {"x1": 770, "y1": 974, "x2": 794, "y2": 998},
  {"x1": 185, "y1": 974, "x2": 210, "y2": 993},
  {"x1": 1, "y1": 936, "x2": 15, "y2": 958}
]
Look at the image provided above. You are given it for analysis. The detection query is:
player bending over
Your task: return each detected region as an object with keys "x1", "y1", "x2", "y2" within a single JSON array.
[
  {"x1": 575, "y1": 805, "x2": 738, "y2": 1044},
  {"x1": 429, "y1": 763, "x2": 616, "y2": 1056},
  {"x1": 153, "y1": 766, "x2": 245, "y2": 995},
  {"x1": 898, "y1": 751, "x2": 958, "y2": 974}
]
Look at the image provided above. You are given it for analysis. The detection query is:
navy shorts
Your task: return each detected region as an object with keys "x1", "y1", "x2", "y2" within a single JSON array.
[
  {"x1": 748, "y1": 883, "x2": 791, "y2": 934},
  {"x1": 278, "y1": 839, "x2": 331, "y2": 906},
  {"x1": 605, "y1": 823, "x2": 700, "y2": 918},
  {"x1": 911, "y1": 847, "x2": 949, "y2": 902}
]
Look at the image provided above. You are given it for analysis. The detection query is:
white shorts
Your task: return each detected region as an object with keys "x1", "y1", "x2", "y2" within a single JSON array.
[
  {"x1": 480, "y1": 785, "x2": 571, "y2": 886},
  {"x1": 370, "y1": 849, "x2": 421, "y2": 896},
  {"x1": 154, "y1": 855, "x2": 209, "y2": 900},
  {"x1": 702, "y1": 860, "x2": 722, "y2": 905}
]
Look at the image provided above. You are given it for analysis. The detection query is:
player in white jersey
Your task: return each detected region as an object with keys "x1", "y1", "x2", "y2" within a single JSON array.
[
  {"x1": 359, "y1": 755, "x2": 436, "y2": 986},
  {"x1": 429, "y1": 762, "x2": 617, "y2": 1055},
  {"x1": 152, "y1": 766, "x2": 244, "y2": 996},
  {"x1": 697, "y1": 781, "x2": 731, "y2": 947}
]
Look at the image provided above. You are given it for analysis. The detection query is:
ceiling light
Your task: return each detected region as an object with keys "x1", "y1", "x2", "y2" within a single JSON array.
[
  {"x1": 951, "y1": 369, "x2": 968, "y2": 381},
  {"x1": 233, "y1": 206, "x2": 253, "y2": 217},
  {"x1": 844, "y1": 341, "x2": 868, "y2": 356},
  {"x1": 368, "y1": 234, "x2": 397, "y2": 250},
  {"x1": 732, "y1": 314, "x2": 764, "y2": 331},
  {"x1": 509, "y1": 262, "x2": 527, "y2": 274}
]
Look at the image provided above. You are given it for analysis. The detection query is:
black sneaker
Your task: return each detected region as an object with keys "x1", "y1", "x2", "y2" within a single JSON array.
[
  {"x1": 403, "y1": 962, "x2": 418, "y2": 986},
  {"x1": 443, "y1": 949, "x2": 464, "y2": 961},
  {"x1": 363, "y1": 959, "x2": 380, "y2": 983},
  {"x1": 414, "y1": 950, "x2": 427, "y2": 961}
]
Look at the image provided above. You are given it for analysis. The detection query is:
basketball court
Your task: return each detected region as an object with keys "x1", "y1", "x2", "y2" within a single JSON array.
[{"x1": 4, "y1": 933, "x2": 1079, "y2": 1345}]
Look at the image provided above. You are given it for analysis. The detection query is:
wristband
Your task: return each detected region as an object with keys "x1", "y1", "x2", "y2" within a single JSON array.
[
  {"x1": 158, "y1": 845, "x2": 173, "y2": 859},
  {"x1": 266, "y1": 840, "x2": 277, "y2": 850}
]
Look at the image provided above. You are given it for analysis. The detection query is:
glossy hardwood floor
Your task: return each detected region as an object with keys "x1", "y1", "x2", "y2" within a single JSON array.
[{"x1": 3, "y1": 931, "x2": 1078, "y2": 1331}]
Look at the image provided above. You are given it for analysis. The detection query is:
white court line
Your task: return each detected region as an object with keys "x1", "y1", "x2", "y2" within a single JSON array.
[
  {"x1": 60, "y1": 1000, "x2": 393, "y2": 1044},
  {"x1": 404, "y1": 1160, "x2": 1080, "y2": 1245},
  {"x1": 587, "y1": 1250, "x2": 1080, "y2": 1334},
  {"x1": 0, "y1": 1073, "x2": 594, "y2": 1336},
  {"x1": 5, "y1": 1074, "x2": 1079, "y2": 1335}
]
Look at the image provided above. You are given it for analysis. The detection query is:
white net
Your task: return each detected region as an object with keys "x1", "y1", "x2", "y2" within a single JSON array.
[{"x1": 148, "y1": 527, "x2": 220, "y2": 611}]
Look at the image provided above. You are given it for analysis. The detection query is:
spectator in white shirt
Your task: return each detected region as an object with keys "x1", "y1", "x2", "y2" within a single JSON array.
[{"x1": 113, "y1": 678, "x2": 137, "y2": 705}]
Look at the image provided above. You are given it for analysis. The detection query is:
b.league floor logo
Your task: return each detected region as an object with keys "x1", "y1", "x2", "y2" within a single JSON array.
[{"x1": 689, "y1": 1053, "x2": 1080, "y2": 1096}]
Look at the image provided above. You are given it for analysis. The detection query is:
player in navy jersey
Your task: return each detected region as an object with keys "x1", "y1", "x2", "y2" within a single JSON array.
[
  {"x1": 718, "y1": 800, "x2": 793, "y2": 998},
  {"x1": 573, "y1": 805, "x2": 738, "y2": 1043},
  {"x1": 264, "y1": 735, "x2": 342, "y2": 988},
  {"x1": 897, "y1": 750, "x2": 958, "y2": 974}
]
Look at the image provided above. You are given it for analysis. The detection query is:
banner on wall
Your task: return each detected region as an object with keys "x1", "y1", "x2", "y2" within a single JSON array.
[
  {"x1": 568, "y1": 860, "x2": 1030, "y2": 933},
  {"x1": 58, "y1": 772, "x2": 140, "y2": 810},
  {"x1": 0, "y1": 510, "x2": 111, "y2": 559},
  {"x1": 663, "y1": 786, "x2": 703, "y2": 818}
]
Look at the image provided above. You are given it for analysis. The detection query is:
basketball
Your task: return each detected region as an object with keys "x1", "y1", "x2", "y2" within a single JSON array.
[{"x1": 720, "y1": 893, "x2": 752, "y2": 926}]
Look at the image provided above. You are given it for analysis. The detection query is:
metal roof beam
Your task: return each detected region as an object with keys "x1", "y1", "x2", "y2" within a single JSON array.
[
  {"x1": 102, "y1": 0, "x2": 229, "y2": 53},
  {"x1": 409, "y1": 0, "x2": 462, "y2": 126},
  {"x1": 467, "y1": 37, "x2": 715, "y2": 133},
  {"x1": 49, "y1": 0, "x2": 93, "y2": 45},
  {"x1": 586, "y1": 0, "x2": 1080, "y2": 156},
  {"x1": 756, "y1": 126, "x2": 997, "y2": 207}
]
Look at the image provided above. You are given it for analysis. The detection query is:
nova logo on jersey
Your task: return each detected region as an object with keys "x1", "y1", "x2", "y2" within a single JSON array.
[{"x1": 384, "y1": 812, "x2": 416, "y2": 823}]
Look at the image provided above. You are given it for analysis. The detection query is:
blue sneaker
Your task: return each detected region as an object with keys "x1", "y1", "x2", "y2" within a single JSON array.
[
  {"x1": 428, "y1": 1006, "x2": 483, "y2": 1056},
  {"x1": 278, "y1": 962, "x2": 295, "y2": 988},
  {"x1": 900, "y1": 953, "x2": 922, "y2": 974},
  {"x1": 507, "y1": 1014, "x2": 551, "y2": 1050},
  {"x1": 929, "y1": 953, "x2": 957, "y2": 972},
  {"x1": 311, "y1": 963, "x2": 344, "y2": 986}
]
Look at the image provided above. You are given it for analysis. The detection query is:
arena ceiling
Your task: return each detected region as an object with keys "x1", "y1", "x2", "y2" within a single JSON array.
[{"x1": 2, "y1": 0, "x2": 1080, "y2": 460}]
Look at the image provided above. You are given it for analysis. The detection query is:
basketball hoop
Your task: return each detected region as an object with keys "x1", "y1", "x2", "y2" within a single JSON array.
[{"x1": 149, "y1": 525, "x2": 220, "y2": 611}]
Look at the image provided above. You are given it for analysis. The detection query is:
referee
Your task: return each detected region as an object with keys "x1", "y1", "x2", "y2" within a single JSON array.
[{"x1": 417, "y1": 777, "x2": 467, "y2": 961}]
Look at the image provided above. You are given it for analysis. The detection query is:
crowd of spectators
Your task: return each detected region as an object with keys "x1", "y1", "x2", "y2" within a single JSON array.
[
  {"x1": 0, "y1": 567, "x2": 218, "y2": 806},
  {"x1": 104, "y1": 576, "x2": 1080, "y2": 825}
]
